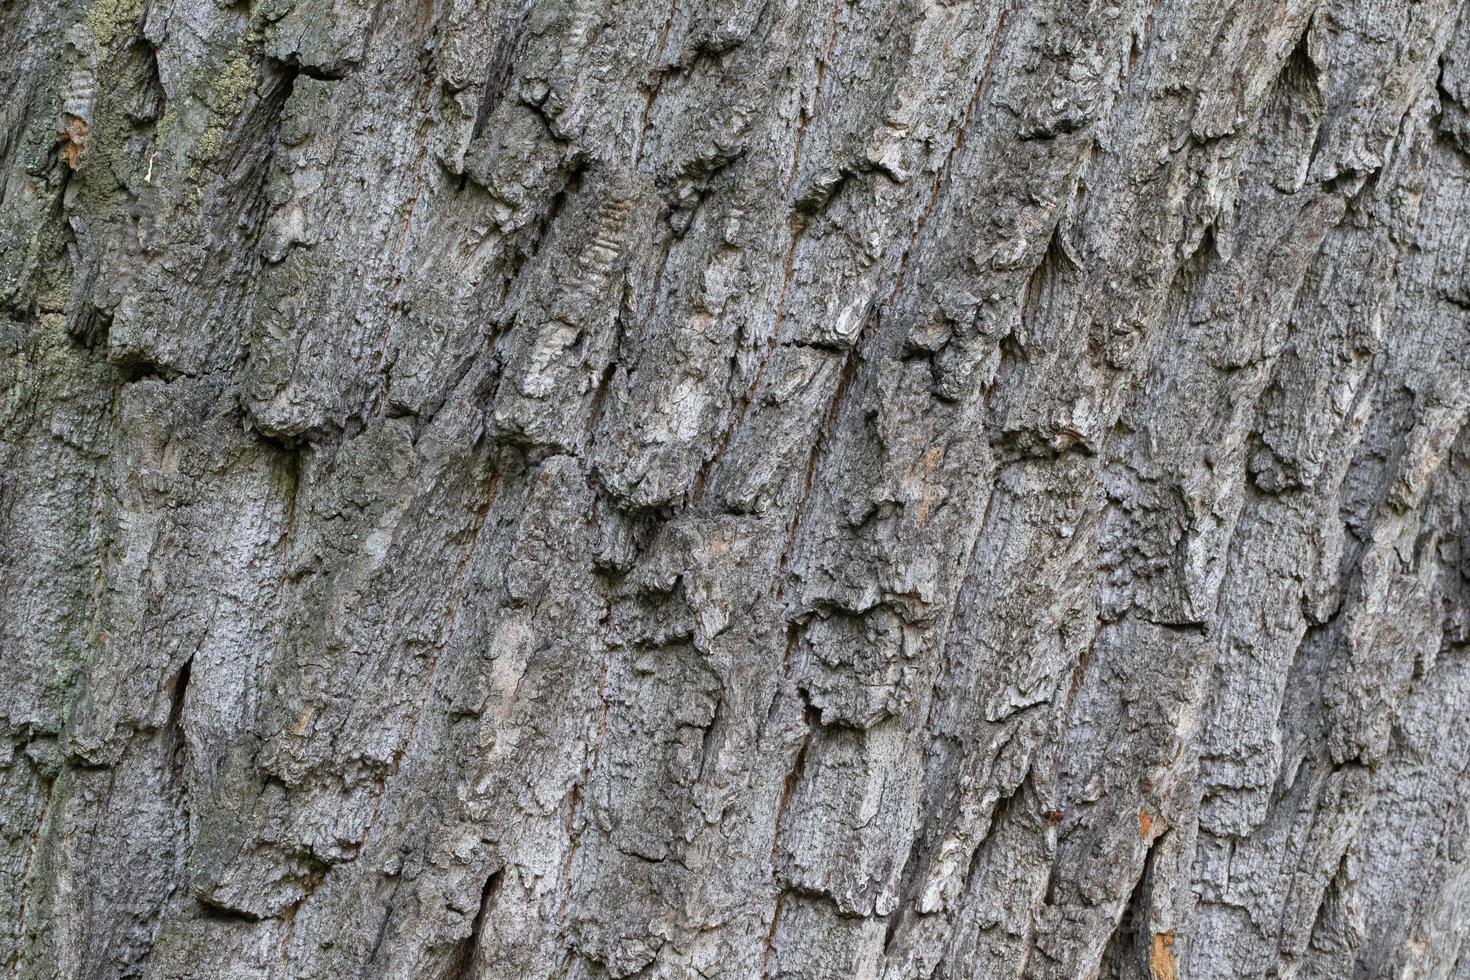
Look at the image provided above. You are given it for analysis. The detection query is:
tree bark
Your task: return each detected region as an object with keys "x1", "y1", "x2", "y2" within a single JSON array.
[{"x1": 3, "y1": 0, "x2": 1470, "y2": 977}]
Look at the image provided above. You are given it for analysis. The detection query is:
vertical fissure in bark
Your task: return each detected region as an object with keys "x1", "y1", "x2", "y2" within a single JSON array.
[{"x1": 450, "y1": 866, "x2": 504, "y2": 980}]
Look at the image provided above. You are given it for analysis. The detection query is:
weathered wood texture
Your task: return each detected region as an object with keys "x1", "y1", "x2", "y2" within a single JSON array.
[{"x1": 3, "y1": 0, "x2": 1470, "y2": 977}]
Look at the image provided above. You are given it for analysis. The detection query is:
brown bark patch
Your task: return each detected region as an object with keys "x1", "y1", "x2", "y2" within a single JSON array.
[
  {"x1": 1150, "y1": 930, "x2": 1177, "y2": 980},
  {"x1": 58, "y1": 114, "x2": 88, "y2": 168}
]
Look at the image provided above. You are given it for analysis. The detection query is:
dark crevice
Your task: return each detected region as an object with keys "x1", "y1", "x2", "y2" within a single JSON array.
[
  {"x1": 962, "y1": 771, "x2": 1030, "y2": 904},
  {"x1": 880, "y1": 826, "x2": 932, "y2": 958},
  {"x1": 451, "y1": 866, "x2": 504, "y2": 980},
  {"x1": 1283, "y1": 18, "x2": 1321, "y2": 92},
  {"x1": 694, "y1": 693, "x2": 724, "y2": 783},
  {"x1": 686, "y1": 213, "x2": 815, "y2": 511},
  {"x1": 67, "y1": 301, "x2": 112, "y2": 350},
  {"x1": 1300, "y1": 849, "x2": 1352, "y2": 963},
  {"x1": 519, "y1": 93, "x2": 569, "y2": 145},
  {"x1": 114, "y1": 355, "x2": 182, "y2": 385},
  {"x1": 245, "y1": 413, "x2": 316, "y2": 455},
  {"x1": 363, "y1": 875, "x2": 403, "y2": 967},
  {"x1": 220, "y1": 59, "x2": 306, "y2": 185},
  {"x1": 265, "y1": 53, "x2": 351, "y2": 83},
  {"x1": 794, "y1": 164, "x2": 855, "y2": 216},
  {"x1": 906, "y1": 772, "x2": 1037, "y2": 979},
  {"x1": 769, "y1": 693, "x2": 820, "y2": 868},
  {"x1": 166, "y1": 655, "x2": 193, "y2": 742},
  {"x1": 125, "y1": 37, "x2": 167, "y2": 127},
  {"x1": 489, "y1": 156, "x2": 588, "y2": 302},
  {"x1": 195, "y1": 895, "x2": 264, "y2": 923},
  {"x1": 1097, "y1": 829, "x2": 1168, "y2": 980},
  {"x1": 759, "y1": 691, "x2": 820, "y2": 973}
]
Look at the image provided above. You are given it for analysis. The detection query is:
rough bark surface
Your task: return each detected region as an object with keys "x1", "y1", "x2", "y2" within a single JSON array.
[{"x1": 3, "y1": 0, "x2": 1470, "y2": 977}]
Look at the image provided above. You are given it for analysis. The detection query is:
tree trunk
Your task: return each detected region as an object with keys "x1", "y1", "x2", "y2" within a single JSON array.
[{"x1": 3, "y1": 0, "x2": 1470, "y2": 977}]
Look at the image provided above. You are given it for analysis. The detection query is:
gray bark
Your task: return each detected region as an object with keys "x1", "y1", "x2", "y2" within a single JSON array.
[{"x1": 2, "y1": 0, "x2": 1469, "y2": 977}]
